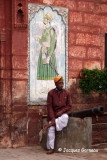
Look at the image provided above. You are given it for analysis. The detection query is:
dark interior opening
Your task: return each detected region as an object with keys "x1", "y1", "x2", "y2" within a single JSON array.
[
  {"x1": 18, "y1": 3, "x2": 22, "y2": 7},
  {"x1": 17, "y1": 9, "x2": 24, "y2": 23}
]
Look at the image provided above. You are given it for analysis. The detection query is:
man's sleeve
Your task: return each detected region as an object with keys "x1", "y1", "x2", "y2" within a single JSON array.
[
  {"x1": 47, "y1": 92, "x2": 55, "y2": 120},
  {"x1": 61, "y1": 91, "x2": 72, "y2": 113}
]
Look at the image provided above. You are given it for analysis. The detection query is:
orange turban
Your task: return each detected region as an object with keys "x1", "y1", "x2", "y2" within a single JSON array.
[{"x1": 54, "y1": 76, "x2": 63, "y2": 83}]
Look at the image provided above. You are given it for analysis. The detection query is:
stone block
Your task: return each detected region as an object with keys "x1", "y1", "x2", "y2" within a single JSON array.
[
  {"x1": 72, "y1": 104, "x2": 101, "y2": 111},
  {"x1": 12, "y1": 112, "x2": 27, "y2": 124},
  {"x1": 71, "y1": 93, "x2": 106, "y2": 105},
  {"x1": 12, "y1": 70, "x2": 28, "y2": 79},
  {"x1": 12, "y1": 105, "x2": 27, "y2": 112},
  {"x1": 99, "y1": 4, "x2": 107, "y2": 14},
  {"x1": 0, "y1": 80, "x2": 12, "y2": 112},
  {"x1": 28, "y1": 110, "x2": 42, "y2": 145},
  {"x1": 66, "y1": 0, "x2": 77, "y2": 10},
  {"x1": 69, "y1": 12, "x2": 83, "y2": 23},
  {"x1": 0, "y1": 136, "x2": 12, "y2": 148},
  {"x1": 12, "y1": 32, "x2": 27, "y2": 54},
  {"x1": 12, "y1": 80, "x2": 27, "y2": 104},
  {"x1": 1, "y1": 69, "x2": 11, "y2": 79},
  {"x1": 0, "y1": 42, "x2": 6, "y2": 55},
  {"x1": 70, "y1": 25, "x2": 101, "y2": 34},
  {"x1": 68, "y1": 32, "x2": 75, "y2": 45},
  {"x1": 0, "y1": 116, "x2": 12, "y2": 148},
  {"x1": 43, "y1": 0, "x2": 54, "y2": 5},
  {"x1": 54, "y1": 0, "x2": 67, "y2": 7},
  {"x1": 84, "y1": 13, "x2": 101, "y2": 26},
  {"x1": 0, "y1": 56, "x2": 5, "y2": 68},
  {"x1": 0, "y1": 56, "x2": 11, "y2": 69},
  {"x1": 69, "y1": 59, "x2": 83, "y2": 71},
  {"x1": 101, "y1": 15, "x2": 107, "y2": 27},
  {"x1": 83, "y1": 60, "x2": 101, "y2": 69},
  {"x1": 69, "y1": 46, "x2": 86, "y2": 58},
  {"x1": 92, "y1": 114, "x2": 107, "y2": 124},
  {"x1": 87, "y1": 47, "x2": 101, "y2": 59},
  {"x1": 69, "y1": 71, "x2": 80, "y2": 78},
  {"x1": 76, "y1": 33, "x2": 101, "y2": 46},
  {"x1": 78, "y1": 1, "x2": 95, "y2": 12},
  {"x1": 42, "y1": 117, "x2": 92, "y2": 152},
  {"x1": 12, "y1": 56, "x2": 27, "y2": 69},
  {"x1": 11, "y1": 112, "x2": 27, "y2": 148},
  {"x1": 92, "y1": 123, "x2": 107, "y2": 144},
  {"x1": 68, "y1": 79, "x2": 83, "y2": 94}
]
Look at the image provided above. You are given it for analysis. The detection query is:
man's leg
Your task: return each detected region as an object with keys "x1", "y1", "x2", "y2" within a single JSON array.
[
  {"x1": 45, "y1": 114, "x2": 69, "y2": 154},
  {"x1": 55, "y1": 113, "x2": 69, "y2": 131},
  {"x1": 46, "y1": 125, "x2": 55, "y2": 154}
]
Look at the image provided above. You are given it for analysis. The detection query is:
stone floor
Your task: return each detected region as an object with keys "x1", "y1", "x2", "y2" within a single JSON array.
[{"x1": 0, "y1": 145, "x2": 107, "y2": 160}]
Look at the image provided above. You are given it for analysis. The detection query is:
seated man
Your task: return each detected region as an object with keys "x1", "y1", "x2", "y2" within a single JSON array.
[{"x1": 44, "y1": 76, "x2": 72, "y2": 154}]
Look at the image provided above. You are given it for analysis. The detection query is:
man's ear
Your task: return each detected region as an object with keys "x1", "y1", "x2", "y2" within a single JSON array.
[{"x1": 55, "y1": 82, "x2": 58, "y2": 86}]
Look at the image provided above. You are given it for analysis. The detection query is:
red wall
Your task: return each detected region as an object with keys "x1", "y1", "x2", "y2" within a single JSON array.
[{"x1": 0, "y1": 0, "x2": 107, "y2": 148}]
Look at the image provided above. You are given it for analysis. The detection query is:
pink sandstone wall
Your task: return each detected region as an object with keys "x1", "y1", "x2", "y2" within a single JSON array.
[{"x1": 0, "y1": 0, "x2": 107, "y2": 148}]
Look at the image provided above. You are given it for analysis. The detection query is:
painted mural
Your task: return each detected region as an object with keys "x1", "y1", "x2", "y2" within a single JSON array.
[{"x1": 28, "y1": 4, "x2": 68, "y2": 105}]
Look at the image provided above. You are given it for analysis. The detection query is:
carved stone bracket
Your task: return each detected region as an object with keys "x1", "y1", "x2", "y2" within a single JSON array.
[
  {"x1": 14, "y1": 24, "x2": 27, "y2": 29},
  {"x1": 13, "y1": 0, "x2": 27, "y2": 30}
]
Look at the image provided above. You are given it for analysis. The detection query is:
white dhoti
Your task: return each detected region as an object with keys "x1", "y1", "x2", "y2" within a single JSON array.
[{"x1": 46, "y1": 113, "x2": 69, "y2": 149}]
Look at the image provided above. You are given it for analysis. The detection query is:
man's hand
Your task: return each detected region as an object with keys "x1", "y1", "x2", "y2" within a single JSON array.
[
  {"x1": 43, "y1": 119, "x2": 56, "y2": 132},
  {"x1": 56, "y1": 111, "x2": 63, "y2": 117},
  {"x1": 51, "y1": 118, "x2": 55, "y2": 124},
  {"x1": 43, "y1": 124, "x2": 48, "y2": 133}
]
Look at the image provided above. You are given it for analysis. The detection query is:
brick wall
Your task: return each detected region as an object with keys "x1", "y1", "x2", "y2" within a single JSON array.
[{"x1": 0, "y1": 0, "x2": 107, "y2": 148}]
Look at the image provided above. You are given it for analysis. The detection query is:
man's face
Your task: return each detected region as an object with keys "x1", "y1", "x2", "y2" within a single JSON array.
[{"x1": 55, "y1": 79, "x2": 64, "y2": 90}]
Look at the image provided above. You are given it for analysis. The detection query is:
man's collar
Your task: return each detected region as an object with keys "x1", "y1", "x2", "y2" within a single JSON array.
[{"x1": 55, "y1": 88, "x2": 63, "y2": 92}]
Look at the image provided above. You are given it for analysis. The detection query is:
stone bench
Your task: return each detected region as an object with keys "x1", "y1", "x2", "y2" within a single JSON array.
[{"x1": 41, "y1": 116, "x2": 92, "y2": 152}]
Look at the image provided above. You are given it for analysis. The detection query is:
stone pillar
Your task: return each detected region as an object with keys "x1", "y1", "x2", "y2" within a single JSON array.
[
  {"x1": 42, "y1": 117, "x2": 92, "y2": 152},
  {"x1": 55, "y1": 117, "x2": 92, "y2": 152}
]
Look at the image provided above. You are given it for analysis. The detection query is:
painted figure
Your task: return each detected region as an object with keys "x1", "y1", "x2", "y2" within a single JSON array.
[{"x1": 37, "y1": 13, "x2": 58, "y2": 80}]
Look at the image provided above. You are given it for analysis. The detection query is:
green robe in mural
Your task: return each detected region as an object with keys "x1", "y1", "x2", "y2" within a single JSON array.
[{"x1": 37, "y1": 26, "x2": 58, "y2": 80}]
